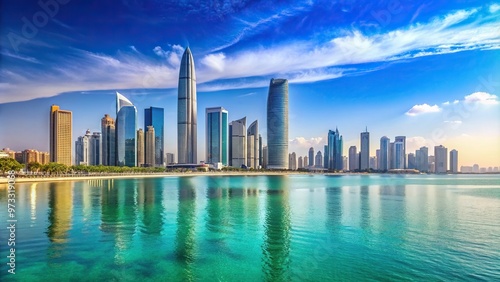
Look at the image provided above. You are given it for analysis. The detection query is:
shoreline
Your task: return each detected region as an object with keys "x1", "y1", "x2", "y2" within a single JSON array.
[
  {"x1": 0, "y1": 171, "x2": 496, "y2": 184},
  {"x1": 0, "y1": 171, "x2": 315, "y2": 184}
]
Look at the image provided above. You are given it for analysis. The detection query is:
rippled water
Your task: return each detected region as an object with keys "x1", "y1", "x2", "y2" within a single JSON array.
[{"x1": 1, "y1": 174, "x2": 499, "y2": 281}]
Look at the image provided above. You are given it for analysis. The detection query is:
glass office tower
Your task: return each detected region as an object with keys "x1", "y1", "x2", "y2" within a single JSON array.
[
  {"x1": 116, "y1": 92, "x2": 137, "y2": 167},
  {"x1": 267, "y1": 78, "x2": 289, "y2": 169},
  {"x1": 205, "y1": 107, "x2": 228, "y2": 166}
]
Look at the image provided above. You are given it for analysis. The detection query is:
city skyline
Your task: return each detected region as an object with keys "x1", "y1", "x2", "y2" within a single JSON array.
[{"x1": 0, "y1": 1, "x2": 499, "y2": 167}]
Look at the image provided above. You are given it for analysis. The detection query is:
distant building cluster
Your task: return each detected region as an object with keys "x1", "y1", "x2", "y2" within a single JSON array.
[{"x1": 1, "y1": 47, "x2": 497, "y2": 173}]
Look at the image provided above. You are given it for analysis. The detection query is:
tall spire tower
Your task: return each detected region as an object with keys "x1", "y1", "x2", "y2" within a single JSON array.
[{"x1": 178, "y1": 47, "x2": 197, "y2": 164}]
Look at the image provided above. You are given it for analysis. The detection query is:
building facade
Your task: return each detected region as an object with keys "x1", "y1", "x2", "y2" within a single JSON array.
[
  {"x1": 349, "y1": 145, "x2": 358, "y2": 171},
  {"x1": 145, "y1": 126, "x2": 155, "y2": 167},
  {"x1": 266, "y1": 78, "x2": 289, "y2": 169},
  {"x1": 450, "y1": 149, "x2": 458, "y2": 173},
  {"x1": 145, "y1": 107, "x2": 164, "y2": 166},
  {"x1": 360, "y1": 129, "x2": 370, "y2": 170},
  {"x1": 137, "y1": 129, "x2": 144, "y2": 167},
  {"x1": 230, "y1": 117, "x2": 247, "y2": 168},
  {"x1": 101, "y1": 114, "x2": 116, "y2": 166},
  {"x1": 178, "y1": 47, "x2": 197, "y2": 164},
  {"x1": 50, "y1": 105, "x2": 72, "y2": 166},
  {"x1": 116, "y1": 92, "x2": 137, "y2": 167},
  {"x1": 434, "y1": 145, "x2": 448, "y2": 173},
  {"x1": 206, "y1": 107, "x2": 229, "y2": 166},
  {"x1": 247, "y1": 120, "x2": 259, "y2": 169},
  {"x1": 308, "y1": 147, "x2": 314, "y2": 167},
  {"x1": 327, "y1": 128, "x2": 343, "y2": 171}
]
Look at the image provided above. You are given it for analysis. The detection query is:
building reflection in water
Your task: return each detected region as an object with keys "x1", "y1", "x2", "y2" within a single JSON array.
[
  {"x1": 138, "y1": 178, "x2": 164, "y2": 235},
  {"x1": 325, "y1": 186, "x2": 342, "y2": 232},
  {"x1": 262, "y1": 176, "x2": 291, "y2": 281},
  {"x1": 360, "y1": 186, "x2": 370, "y2": 232},
  {"x1": 175, "y1": 177, "x2": 197, "y2": 280},
  {"x1": 46, "y1": 182, "x2": 73, "y2": 259},
  {"x1": 100, "y1": 179, "x2": 136, "y2": 264},
  {"x1": 30, "y1": 183, "x2": 37, "y2": 225}
]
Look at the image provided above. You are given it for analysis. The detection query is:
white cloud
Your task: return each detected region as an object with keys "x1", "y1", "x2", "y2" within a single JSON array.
[
  {"x1": 406, "y1": 104, "x2": 441, "y2": 116},
  {"x1": 289, "y1": 137, "x2": 324, "y2": 152},
  {"x1": 406, "y1": 136, "x2": 434, "y2": 152},
  {"x1": 443, "y1": 101, "x2": 450, "y2": 105},
  {"x1": 490, "y1": 4, "x2": 500, "y2": 13},
  {"x1": 453, "y1": 100, "x2": 459, "y2": 104},
  {"x1": 444, "y1": 120, "x2": 463, "y2": 124},
  {"x1": 463, "y1": 92, "x2": 499, "y2": 105},
  {"x1": 201, "y1": 53, "x2": 226, "y2": 72}
]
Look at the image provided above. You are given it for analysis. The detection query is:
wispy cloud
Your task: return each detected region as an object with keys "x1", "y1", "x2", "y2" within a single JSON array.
[
  {"x1": 1, "y1": 5, "x2": 500, "y2": 104},
  {"x1": 1, "y1": 50, "x2": 41, "y2": 64},
  {"x1": 490, "y1": 4, "x2": 500, "y2": 13},
  {"x1": 406, "y1": 104, "x2": 441, "y2": 116}
]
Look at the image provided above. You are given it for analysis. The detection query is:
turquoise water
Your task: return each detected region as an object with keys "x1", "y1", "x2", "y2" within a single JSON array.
[{"x1": 1, "y1": 174, "x2": 499, "y2": 281}]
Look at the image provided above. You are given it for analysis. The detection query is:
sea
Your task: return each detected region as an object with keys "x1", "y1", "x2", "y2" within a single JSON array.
[{"x1": 0, "y1": 174, "x2": 499, "y2": 281}]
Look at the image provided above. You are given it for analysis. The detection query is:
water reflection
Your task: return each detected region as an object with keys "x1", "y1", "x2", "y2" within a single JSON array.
[
  {"x1": 138, "y1": 178, "x2": 164, "y2": 235},
  {"x1": 47, "y1": 182, "x2": 73, "y2": 244},
  {"x1": 100, "y1": 180, "x2": 137, "y2": 263},
  {"x1": 175, "y1": 177, "x2": 197, "y2": 280},
  {"x1": 262, "y1": 176, "x2": 291, "y2": 281},
  {"x1": 360, "y1": 186, "x2": 370, "y2": 232}
]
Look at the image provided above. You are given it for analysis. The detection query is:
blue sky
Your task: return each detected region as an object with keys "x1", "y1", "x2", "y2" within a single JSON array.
[{"x1": 0, "y1": 0, "x2": 499, "y2": 167}]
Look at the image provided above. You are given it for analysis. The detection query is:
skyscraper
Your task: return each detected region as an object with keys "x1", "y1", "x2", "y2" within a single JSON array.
[
  {"x1": 450, "y1": 149, "x2": 458, "y2": 173},
  {"x1": 50, "y1": 104, "x2": 72, "y2": 166},
  {"x1": 395, "y1": 136, "x2": 406, "y2": 168},
  {"x1": 360, "y1": 128, "x2": 370, "y2": 170},
  {"x1": 230, "y1": 117, "x2": 246, "y2": 168},
  {"x1": 298, "y1": 156, "x2": 303, "y2": 169},
  {"x1": 178, "y1": 47, "x2": 197, "y2": 164},
  {"x1": 101, "y1": 114, "x2": 116, "y2": 166},
  {"x1": 324, "y1": 145, "x2": 329, "y2": 169},
  {"x1": 407, "y1": 153, "x2": 416, "y2": 169},
  {"x1": 389, "y1": 142, "x2": 395, "y2": 169},
  {"x1": 145, "y1": 107, "x2": 164, "y2": 166},
  {"x1": 434, "y1": 145, "x2": 448, "y2": 173},
  {"x1": 394, "y1": 141, "x2": 405, "y2": 169},
  {"x1": 145, "y1": 126, "x2": 155, "y2": 167},
  {"x1": 166, "y1": 153, "x2": 175, "y2": 165},
  {"x1": 416, "y1": 146, "x2": 429, "y2": 172},
  {"x1": 75, "y1": 130, "x2": 91, "y2": 165},
  {"x1": 137, "y1": 129, "x2": 144, "y2": 167},
  {"x1": 90, "y1": 132, "x2": 101, "y2": 165},
  {"x1": 349, "y1": 145, "x2": 358, "y2": 171},
  {"x1": 206, "y1": 107, "x2": 229, "y2": 166},
  {"x1": 116, "y1": 92, "x2": 137, "y2": 167},
  {"x1": 315, "y1": 151, "x2": 323, "y2": 168},
  {"x1": 327, "y1": 128, "x2": 343, "y2": 171},
  {"x1": 247, "y1": 120, "x2": 259, "y2": 169},
  {"x1": 288, "y1": 152, "x2": 297, "y2": 170},
  {"x1": 308, "y1": 147, "x2": 315, "y2": 167},
  {"x1": 267, "y1": 78, "x2": 289, "y2": 169},
  {"x1": 262, "y1": 146, "x2": 268, "y2": 169}
]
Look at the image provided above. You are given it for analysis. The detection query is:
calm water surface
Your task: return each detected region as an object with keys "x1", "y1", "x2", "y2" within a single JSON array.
[{"x1": 0, "y1": 174, "x2": 499, "y2": 281}]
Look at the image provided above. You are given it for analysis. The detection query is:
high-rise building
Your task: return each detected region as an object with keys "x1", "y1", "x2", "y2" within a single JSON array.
[
  {"x1": 349, "y1": 146, "x2": 358, "y2": 171},
  {"x1": 89, "y1": 132, "x2": 101, "y2": 165},
  {"x1": 327, "y1": 128, "x2": 343, "y2": 171},
  {"x1": 308, "y1": 147, "x2": 314, "y2": 167},
  {"x1": 145, "y1": 107, "x2": 164, "y2": 166},
  {"x1": 166, "y1": 153, "x2": 175, "y2": 165},
  {"x1": 75, "y1": 130, "x2": 91, "y2": 165},
  {"x1": 407, "y1": 153, "x2": 416, "y2": 169},
  {"x1": 288, "y1": 152, "x2": 297, "y2": 170},
  {"x1": 116, "y1": 92, "x2": 137, "y2": 167},
  {"x1": 247, "y1": 120, "x2": 259, "y2": 169},
  {"x1": 101, "y1": 114, "x2": 116, "y2": 166},
  {"x1": 360, "y1": 128, "x2": 370, "y2": 170},
  {"x1": 394, "y1": 141, "x2": 405, "y2": 169},
  {"x1": 324, "y1": 145, "x2": 329, "y2": 169},
  {"x1": 416, "y1": 146, "x2": 429, "y2": 172},
  {"x1": 369, "y1": 156, "x2": 377, "y2": 170},
  {"x1": 267, "y1": 78, "x2": 289, "y2": 169},
  {"x1": 206, "y1": 107, "x2": 229, "y2": 166},
  {"x1": 137, "y1": 129, "x2": 144, "y2": 167},
  {"x1": 450, "y1": 149, "x2": 458, "y2": 173},
  {"x1": 304, "y1": 156, "x2": 308, "y2": 169},
  {"x1": 315, "y1": 151, "x2": 323, "y2": 168},
  {"x1": 178, "y1": 47, "x2": 197, "y2": 164},
  {"x1": 395, "y1": 136, "x2": 406, "y2": 168},
  {"x1": 262, "y1": 146, "x2": 268, "y2": 169},
  {"x1": 343, "y1": 156, "x2": 348, "y2": 171},
  {"x1": 49, "y1": 105, "x2": 72, "y2": 166},
  {"x1": 389, "y1": 142, "x2": 394, "y2": 169},
  {"x1": 145, "y1": 126, "x2": 155, "y2": 167},
  {"x1": 298, "y1": 156, "x2": 303, "y2": 169},
  {"x1": 258, "y1": 135, "x2": 263, "y2": 168},
  {"x1": 434, "y1": 145, "x2": 448, "y2": 173},
  {"x1": 230, "y1": 117, "x2": 246, "y2": 168},
  {"x1": 39, "y1": 152, "x2": 50, "y2": 164}
]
